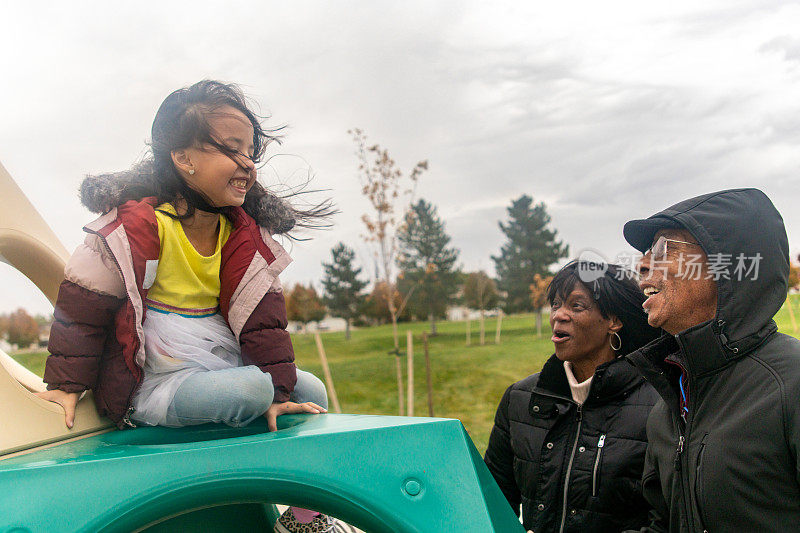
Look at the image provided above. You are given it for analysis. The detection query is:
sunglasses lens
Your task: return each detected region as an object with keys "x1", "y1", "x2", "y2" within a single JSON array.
[{"x1": 648, "y1": 236, "x2": 667, "y2": 260}]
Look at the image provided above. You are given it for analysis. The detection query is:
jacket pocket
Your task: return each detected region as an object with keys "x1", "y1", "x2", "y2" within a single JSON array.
[
  {"x1": 694, "y1": 432, "x2": 709, "y2": 531},
  {"x1": 592, "y1": 433, "x2": 606, "y2": 497}
]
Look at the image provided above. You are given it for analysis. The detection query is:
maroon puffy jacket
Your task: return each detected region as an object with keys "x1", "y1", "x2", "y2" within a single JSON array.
[{"x1": 44, "y1": 198, "x2": 296, "y2": 428}]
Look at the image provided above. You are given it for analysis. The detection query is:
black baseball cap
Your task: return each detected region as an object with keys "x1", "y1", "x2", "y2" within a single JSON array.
[{"x1": 623, "y1": 216, "x2": 684, "y2": 253}]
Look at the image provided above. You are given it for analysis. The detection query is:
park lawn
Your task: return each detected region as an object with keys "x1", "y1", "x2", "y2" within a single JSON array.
[
  {"x1": 11, "y1": 294, "x2": 800, "y2": 454},
  {"x1": 290, "y1": 313, "x2": 553, "y2": 453},
  {"x1": 9, "y1": 351, "x2": 48, "y2": 377}
]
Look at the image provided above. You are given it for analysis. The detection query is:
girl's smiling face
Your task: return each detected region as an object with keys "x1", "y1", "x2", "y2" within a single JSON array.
[{"x1": 172, "y1": 105, "x2": 257, "y2": 208}]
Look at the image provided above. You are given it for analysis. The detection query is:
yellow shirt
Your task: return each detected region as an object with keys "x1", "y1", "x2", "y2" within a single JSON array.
[{"x1": 145, "y1": 203, "x2": 232, "y2": 317}]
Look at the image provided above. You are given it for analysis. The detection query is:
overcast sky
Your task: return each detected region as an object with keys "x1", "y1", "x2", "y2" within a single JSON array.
[{"x1": 2, "y1": 1, "x2": 800, "y2": 315}]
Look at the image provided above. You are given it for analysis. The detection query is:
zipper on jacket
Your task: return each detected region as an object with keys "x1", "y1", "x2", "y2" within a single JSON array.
[
  {"x1": 592, "y1": 434, "x2": 606, "y2": 497},
  {"x1": 672, "y1": 334, "x2": 700, "y2": 533},
  {"x1": 674, "y1": 434, "x2": 684, "y2": 471},
  {"x1": 86, "y1": 227, "x2": 144, "y2": 426},
  {"x1": 558, "y1": 403, "x2": 583, "y2": 533},
  {"x1": 664, "y1": 355, "x2": 689, "y2": 473},
  {"x1": 694, "y1": 433, "x2": 709, "y2": 532},
  {"x1": 122, "y1": 406, "x2": 137, "y2": 428},
  {"x1": 675, "y1": 423, "x2": 699, "y2": 531}
]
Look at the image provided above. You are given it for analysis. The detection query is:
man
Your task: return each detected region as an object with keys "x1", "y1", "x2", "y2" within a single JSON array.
[{"x1": 623, "y1": 188, "x2": 800, "y2": 532}]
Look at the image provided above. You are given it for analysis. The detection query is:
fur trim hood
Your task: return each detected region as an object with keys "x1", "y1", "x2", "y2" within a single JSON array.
[{"x1": 79, "y1": 163, "x2": 296, "y2": 234}]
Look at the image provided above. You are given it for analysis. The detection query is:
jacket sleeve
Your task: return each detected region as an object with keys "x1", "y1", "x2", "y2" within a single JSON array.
[
  {"x1": 785, "y1": 366, "x2": 800, "y2": 487},
  {"x1": 637, "y1": 445, "x2": 669, "y2": 532},
  {"x1": 43, "y1": 237, "x2": 126, "y2": 393},
  {"x1": 239, "y1": 290, "x2": 297, "y2": 403},
  {"x1": 483, "y1": 385, "x2": 521, "y2": 515},
  {"x1": 44, "y1": 280, "x2": 124, "y2": 392},
  {"x1": 622, "y1": 438, "x2": 669, "y2": 533}
]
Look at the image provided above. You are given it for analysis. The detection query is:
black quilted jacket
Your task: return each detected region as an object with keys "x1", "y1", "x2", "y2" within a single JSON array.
[{"x1": 484, "y1": 354, "x2": 658, "y2": 532}]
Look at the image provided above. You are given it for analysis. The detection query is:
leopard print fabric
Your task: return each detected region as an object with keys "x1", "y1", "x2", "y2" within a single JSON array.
[{"x1": 274, "y1": 508, "x2": 361, "y2": 533}]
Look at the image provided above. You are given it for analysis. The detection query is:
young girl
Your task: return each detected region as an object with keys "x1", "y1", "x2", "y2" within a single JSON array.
[{"x1": 37, "y1": 80, "x2": 344, "y2": 533}]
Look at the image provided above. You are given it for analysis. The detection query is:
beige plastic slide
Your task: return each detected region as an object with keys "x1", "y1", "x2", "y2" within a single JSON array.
[{"x1": 0, "y1": 160, "x2": 113, "y2": 457}]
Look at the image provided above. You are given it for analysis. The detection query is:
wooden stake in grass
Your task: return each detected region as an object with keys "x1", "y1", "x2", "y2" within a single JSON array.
[
  {"x1": 466, "y1": 318, "x2": 471, "y2": 346},
  {"x1": 407, "y1": 330, "x2": 414, "y2": 417},
  {"x1": 495, "y1": 309, "x2": 503, "y2": 344},
  {"x1": 423, "y1": 332, "x2": 434, "y2": 417},
  {"x1": 314, "y1": 332, "x2": 341, "y2": 413},
  {"x1": 787, "y1": 296, "x2": 798, "y2": 332},
  {"x1": 395, "y1": 352, "x2": 405, "y2": 416},
  {"x1": 479, "y1": 310, "x2": 486, "y2": 346}
]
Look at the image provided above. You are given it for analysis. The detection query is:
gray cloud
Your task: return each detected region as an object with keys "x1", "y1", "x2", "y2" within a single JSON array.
[
  {"x1": 760, "y1": 36, "x2": 800, "y2": 63},
  {"x1": 2, "y1": 1, "x2": 800, "y2": 314},
  {"x1": 665, "y1": 0, "x2": 794, "y2": 37}
]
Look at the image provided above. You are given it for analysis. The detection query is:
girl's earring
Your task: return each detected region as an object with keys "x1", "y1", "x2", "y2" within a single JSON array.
[{"x1": 188, "y1": 169, "x2": 195, "y2": 175}]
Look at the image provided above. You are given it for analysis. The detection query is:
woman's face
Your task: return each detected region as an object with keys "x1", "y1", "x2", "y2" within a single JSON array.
[
  {"x1": 175, "y1": 105, "x2": 257, "y2": 207},
  {"x1": 549, "y1": 283, "x2": 617, "y2": 364}
]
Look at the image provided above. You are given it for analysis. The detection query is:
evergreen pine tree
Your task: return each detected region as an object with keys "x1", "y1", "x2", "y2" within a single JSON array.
[
  {"x1": 397, "y1": 199, "x2": 460, "y2": 335},
  {"x1": 492, "y1": 195, "x2": 568, "y2": 313},
  {"x1": 321, "y1": 243, "x2": 367, "y2": 340}
]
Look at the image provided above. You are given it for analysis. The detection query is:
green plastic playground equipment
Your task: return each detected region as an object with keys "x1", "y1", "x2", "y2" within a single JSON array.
[
  {"x1": 0, "y1": 160, "x2": 524, "y2": 532},
  {"x1": 0, "y1": 415, "x2": 521, "y2": 532}
]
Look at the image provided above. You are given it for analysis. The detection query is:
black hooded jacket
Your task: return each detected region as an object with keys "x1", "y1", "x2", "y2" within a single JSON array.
[
  {"x1": 484, "y1": 354, "x2": 659, "y2": 532},
  {"x1": 623, "y1": 188, "x2": 800, "y2": 532}
]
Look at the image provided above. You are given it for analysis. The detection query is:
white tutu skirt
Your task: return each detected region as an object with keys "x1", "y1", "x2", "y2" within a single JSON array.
[{"x1": 131, "y1": 310, "x2": 242, "y2": 427}]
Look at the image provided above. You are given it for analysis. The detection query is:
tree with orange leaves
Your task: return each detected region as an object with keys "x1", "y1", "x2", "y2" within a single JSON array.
[
  {"x1": 285, "y1": 283, "x2": 326, "y2": 333},
  {"x1": 4, "y1": 308, "x2": 40, "y2": 347},
  {"x1": 530, "y1": 274, "x2": 553, "y2": 338}
]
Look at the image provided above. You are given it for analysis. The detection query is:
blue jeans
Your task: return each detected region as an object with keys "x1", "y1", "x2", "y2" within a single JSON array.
[{"x1": 167, "y1": 366, "x2": 328, "y2": 428}]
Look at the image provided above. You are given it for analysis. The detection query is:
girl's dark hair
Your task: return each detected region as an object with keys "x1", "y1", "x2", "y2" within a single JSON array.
[
  {"x1": 113, "y1": 80, "x2": 334, "y2": 233},
  {"x1": 547, "y1": 260, "x2": 659, "y2": 355}
]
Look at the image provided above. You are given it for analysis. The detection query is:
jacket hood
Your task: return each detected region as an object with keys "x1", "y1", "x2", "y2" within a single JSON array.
[
  {"x1": 79, "y1": 163, "x2": 297, "y2": 234},
  {"x1": 624, "y1": 188, "x2": 789, "y2": 364}
]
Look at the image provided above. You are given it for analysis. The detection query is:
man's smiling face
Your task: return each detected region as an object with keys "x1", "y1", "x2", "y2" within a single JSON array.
[{"x1": 638, "y1": 229, "x2": 718, "y2": 335}]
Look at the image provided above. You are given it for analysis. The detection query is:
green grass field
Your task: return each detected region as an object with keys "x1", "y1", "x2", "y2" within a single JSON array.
[{"x1": 11, "y1": 295, "x2": 800, "y2": 454}]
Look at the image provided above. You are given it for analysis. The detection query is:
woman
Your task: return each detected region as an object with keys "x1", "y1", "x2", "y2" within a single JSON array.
[{"x1": 484, "y1": 260, "x2": 660, "y2": 533}]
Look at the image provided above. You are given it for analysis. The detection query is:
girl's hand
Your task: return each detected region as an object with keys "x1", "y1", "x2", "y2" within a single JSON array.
[
  {"x1": 265, "y1": 401, "x2": 327, "y2": 432},
  {"x1": 35, "y1": 390, "x2": 82, "y2": 429}
]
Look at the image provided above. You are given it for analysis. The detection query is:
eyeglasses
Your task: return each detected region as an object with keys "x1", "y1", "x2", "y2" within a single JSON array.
[{"x1": 646, "y1": 235, "x2": 701, "y2": 261}]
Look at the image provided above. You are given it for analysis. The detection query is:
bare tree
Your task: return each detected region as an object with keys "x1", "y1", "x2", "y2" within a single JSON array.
[
  {"x1": 350, "y1": 128, "x2": 428, "y2": 352},
  {"x1": 350, "y1": 128, "x2": 427, "y2": 416},
  {"x1": 463, "y1": 271, "x2": 499, "y2": 345}
]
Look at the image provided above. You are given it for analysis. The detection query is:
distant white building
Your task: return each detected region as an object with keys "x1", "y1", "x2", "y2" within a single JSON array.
[
  {"x1": 446, "y1": 306, "x2": 500, "y2": 321},
  {"x1": 0, "y1": 338, "x2": 14, "y2": 353},
  {"x1": 289, "y1": 308, "x2": 505, "y2": 333},
  {"x1": 288, "y1": 315, "x2": 348, "y2": 333}
]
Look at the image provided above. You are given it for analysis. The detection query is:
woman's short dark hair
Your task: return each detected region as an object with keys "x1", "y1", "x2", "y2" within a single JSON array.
[{"x1": 547, "y1": 260, "x2": 659, "y2": 355}]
